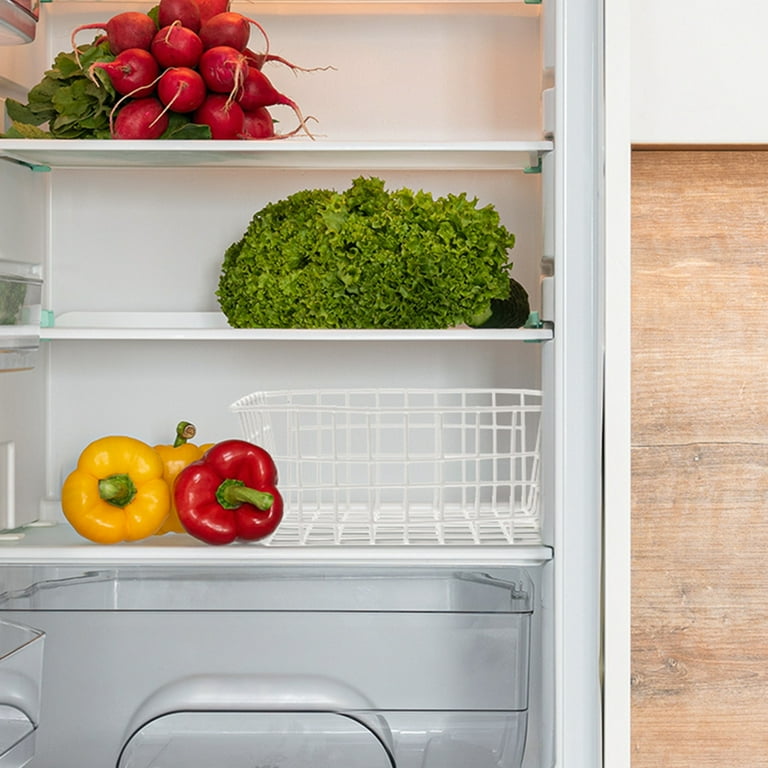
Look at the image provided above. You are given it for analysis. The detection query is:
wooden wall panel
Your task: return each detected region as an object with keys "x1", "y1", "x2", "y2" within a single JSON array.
[{"x1": 632, "y1": 150, "x2": 768, "y2": 766}]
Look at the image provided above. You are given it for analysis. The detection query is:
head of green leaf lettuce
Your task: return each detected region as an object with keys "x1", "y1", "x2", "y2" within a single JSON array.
[{"x1": 217, "y1": 176, "x2": 518, "y2": 330}]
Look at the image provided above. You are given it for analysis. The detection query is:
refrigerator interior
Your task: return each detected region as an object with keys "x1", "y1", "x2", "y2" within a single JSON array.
[{"x1": 0, "y1": 0, "x2": 603, "y2": 765}]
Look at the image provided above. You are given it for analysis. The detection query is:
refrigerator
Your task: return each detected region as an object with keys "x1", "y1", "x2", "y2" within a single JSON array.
[{"x1": 0, "y1": 0, "x2": 604, "y2": 764}]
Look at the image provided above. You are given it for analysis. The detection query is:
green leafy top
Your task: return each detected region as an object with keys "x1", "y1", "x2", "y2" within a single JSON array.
[
  {"x1": 2, "y1": 38, "x2": 211, "y2": 140},
  {"x1": 217, "y1": 176, "x2": 516, "y2": 329},
  {"x1": 4, "y1": 41, "x2": 117, "y2": 139}
]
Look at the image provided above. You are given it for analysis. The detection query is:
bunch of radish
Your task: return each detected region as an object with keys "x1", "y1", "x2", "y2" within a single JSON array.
[{"x1": 72, "y1": 0, "x2": 329, "y2": 140}]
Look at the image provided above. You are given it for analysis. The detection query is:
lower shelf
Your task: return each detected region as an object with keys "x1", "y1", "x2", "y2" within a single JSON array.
[{"x1": 0, "y1": 522, "x2": 553, "y2": 566}]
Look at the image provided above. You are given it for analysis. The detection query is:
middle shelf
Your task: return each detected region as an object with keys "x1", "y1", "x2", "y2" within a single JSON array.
[{"x1": 38, "y1": 311, "x2": 553, "y2": 341}]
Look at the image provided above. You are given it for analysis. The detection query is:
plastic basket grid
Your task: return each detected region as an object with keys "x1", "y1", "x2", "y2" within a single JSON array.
[{"x1": 230, "y1": 388, "x2": 542, "y2": 546}]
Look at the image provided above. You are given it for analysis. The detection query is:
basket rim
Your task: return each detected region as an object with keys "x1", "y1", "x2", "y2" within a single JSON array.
[{"x1": 231, "y1": 387, "x2": 544, "y2": 412}]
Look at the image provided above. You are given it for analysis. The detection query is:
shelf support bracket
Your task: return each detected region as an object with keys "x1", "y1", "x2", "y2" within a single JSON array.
[
  {"x1": 523, "y1": 154, "x2": 542, "y2": 174},
  {"x1": 0, "y1": 155, "x2": 51, "y2": 173},
  {"x1": 524, "y1": 312, "x2": 553, "y2": 343}
]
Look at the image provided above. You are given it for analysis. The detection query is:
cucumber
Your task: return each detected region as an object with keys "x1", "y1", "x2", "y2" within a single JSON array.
[{"x1": 468, "y1": 277, "x2": 531, "y2": 329}]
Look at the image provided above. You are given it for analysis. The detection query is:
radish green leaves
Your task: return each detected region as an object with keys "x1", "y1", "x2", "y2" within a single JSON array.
[{"x1": 3, "y1": 42, "x2": 117, "y2": 138}]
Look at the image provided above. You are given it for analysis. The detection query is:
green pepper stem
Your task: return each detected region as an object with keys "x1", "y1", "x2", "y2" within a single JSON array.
[
  {"x1": 98, "y1": 473, "x2": 137, "y2": 508},
  {"x1": 173, "y1": 421, "x2": 197, "y2": 448},
  {"x1": 216, "y1": 478, "x2": 274, "y2": 511}
]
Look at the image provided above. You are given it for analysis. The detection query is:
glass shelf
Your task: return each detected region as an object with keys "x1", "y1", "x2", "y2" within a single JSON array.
[
  {"x1": 0, "y1": 139, "x2": 552, "y2": 172},
  {"x1": 42, "y1": 312, "x2": 553, "y2": 341}
]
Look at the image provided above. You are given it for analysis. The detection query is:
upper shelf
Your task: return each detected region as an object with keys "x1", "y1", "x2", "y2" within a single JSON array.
[
  {"x1": 0, "y1": 139, "x2": 552, "y2": 171},
  {"x1": 40, "y1": 0, "x2": 542, "y2": 16}
]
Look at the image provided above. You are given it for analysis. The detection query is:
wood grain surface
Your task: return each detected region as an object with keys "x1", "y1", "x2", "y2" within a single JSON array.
[{"x1": 632, "y1": 150, "x2": 768, "y2": 766}]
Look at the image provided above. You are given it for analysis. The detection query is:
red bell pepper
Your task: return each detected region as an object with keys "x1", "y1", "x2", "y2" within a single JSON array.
[{"x1": 174, "y1": 439, "x2": 283, "y2": 545}]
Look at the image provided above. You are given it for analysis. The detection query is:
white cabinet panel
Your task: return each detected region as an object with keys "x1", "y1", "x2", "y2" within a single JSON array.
[{"x1": 631, "y1": 0, "x2": 768, "y2": 144}]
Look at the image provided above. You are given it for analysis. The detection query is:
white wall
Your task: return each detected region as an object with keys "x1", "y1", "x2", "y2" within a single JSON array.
[{"x1": 631, "y1": 0, "x2": 768, "y2": 144}]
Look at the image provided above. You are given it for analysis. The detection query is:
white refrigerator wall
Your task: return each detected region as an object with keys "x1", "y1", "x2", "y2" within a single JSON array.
[{"x1": 0, "y1": 160, "x2": 46, "y2": 530}]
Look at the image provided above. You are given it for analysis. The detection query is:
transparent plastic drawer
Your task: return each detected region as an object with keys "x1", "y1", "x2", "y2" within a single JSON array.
[
  {"x1": 120, "y1": 711, "x2": 395, "y2": 768},
  {"x1": 0, "y1": 260, "x2": 42, "y2": 373},
  {"x1": 0, "y1": 619, "x2": 44, "y2": 768},
  {"x1": 0, "y1": 565, "x2": 532, "y2": 767},
  {"x1": 119, "y1": 709, "x2": 527, "y2": 768}
]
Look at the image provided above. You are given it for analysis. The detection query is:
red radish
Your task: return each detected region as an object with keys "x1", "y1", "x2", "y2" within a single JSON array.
[
  {"x1": 244, "y1": 48, "x2": 335, "y2": 74},
  {"x1": 236, "y1": 66, "x2": 314, "y2": 137},
  {"x1": 198, "y1": 45, "x2": 248, "y2": 96},
  {"x1": 89, "y1": 48, "x2": 159, "y2": 97},
  {"x1": 112, "y1": 97, "x2": 169, "y2": 139},
  {"x1": 198, "y1": 12, "x2": 269, "y2": 55},
  {"x1": 151, "y1": 23, "x2": 204, "y2": 69},
  {"x1": 71, "y1": 12, "x2": 157, "y2": 55},
  {"x1": 240, "y1": 107, "x2": 274, "y2": 139},
  {"x1": 198, "y1": 0, "x2": 229, "y2": 24},
  {"x1": 242, "y1": 109, "x2": 317, "y2": 140},
  {"x1": 193, "y1": 93, "x2": 244, "y2": 139},
  {"x1": 157, "y1": 67, "x2": 207, "y2": 113},
  {"x1": 158, "y1": 0, "x2": 201, "y2": 32}
]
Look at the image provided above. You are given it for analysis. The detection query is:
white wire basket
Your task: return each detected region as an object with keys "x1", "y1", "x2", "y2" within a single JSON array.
[{"x1": 230, "y1": 388, "x2": 542, "y2": 547}]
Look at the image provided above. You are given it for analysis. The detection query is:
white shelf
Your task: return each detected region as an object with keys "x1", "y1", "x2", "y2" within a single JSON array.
[
  {"x1": 43, "y1": 0, "x2": 541, "y2": 16},
  {"x1": 242, "y1": 0, "x2": 542, "y2": 14},
  {"x1": 42, "y1": 311, "x2": 553, "y2": 341},
  {"x1": 0, "y1": 523, "x2": 553, "y2": 566},
  {"x1": 0, "y1": 139, "x2": 552, "y2": 171},
  {"x1": 0, "y1": 325, "x2": 37, "y2": 345}
]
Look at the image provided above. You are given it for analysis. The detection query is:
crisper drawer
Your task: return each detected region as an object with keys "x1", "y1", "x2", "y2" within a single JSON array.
[
  {"x1": 119, "y1": 708, "x2": 527, "y2": 768},
  {"x1": 0, "y1": 565, "x2": 533, "y2": 768},
  {"x1": 0, "y1": 619, "x2": 44, "y2": 768}
]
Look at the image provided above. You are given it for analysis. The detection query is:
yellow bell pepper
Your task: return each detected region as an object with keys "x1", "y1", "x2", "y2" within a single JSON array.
[
  {"x1": 154, "y1": 422, "x2": 214, "y2": 535},
  {"x1": 61, "y1": 435, "x2": 171, "y2": 544}
]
